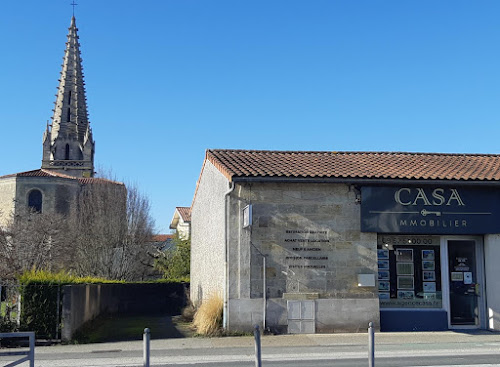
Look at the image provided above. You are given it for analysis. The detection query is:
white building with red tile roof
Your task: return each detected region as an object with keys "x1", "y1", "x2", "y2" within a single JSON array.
[
  {"x1": 169, "y1": 207, "x2": 191, "y2": 239},
  {"x1": 190, "y1": 148, "x2": 500, "y2": 334}
]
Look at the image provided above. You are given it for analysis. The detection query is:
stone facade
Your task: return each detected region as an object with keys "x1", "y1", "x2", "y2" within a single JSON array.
[
  {"x1": 15, "y1": 176, "x2": 81, "y2": 217},
  {"x1": 226, "y1": 181, "x2": 379, "y2": 332},
  {"x1": 0, "y1": 177, "x2": 16, "y2": 227},
  {"x1": 191, "y1": 165, "x2": 380, "y2": 333},
  {"x1": 0, "y1": 172, "x2": 124, "y2": 229}
]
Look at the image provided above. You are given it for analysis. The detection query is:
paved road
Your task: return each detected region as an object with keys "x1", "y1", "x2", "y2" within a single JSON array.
[{"x1": 2, "y1": 331, "x2": 500, "y2": 366}]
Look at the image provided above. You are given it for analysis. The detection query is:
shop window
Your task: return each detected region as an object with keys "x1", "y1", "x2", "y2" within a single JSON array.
[
  {"x1": 28, "y1": 190, "x2": 43, "y2": 213},
  {"x1": 377, "y1": 235, "x2": 442, "y2": 309}
]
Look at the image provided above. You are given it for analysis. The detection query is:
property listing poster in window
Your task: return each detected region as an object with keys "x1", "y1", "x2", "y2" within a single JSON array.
[{"x1": 377, "y1": 235, "x2": 442, "y2": 309}]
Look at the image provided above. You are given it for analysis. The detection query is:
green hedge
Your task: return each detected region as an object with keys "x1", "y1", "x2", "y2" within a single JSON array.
[{"x1": 20, "y1": 282, "x2": 60, "y2": 338}]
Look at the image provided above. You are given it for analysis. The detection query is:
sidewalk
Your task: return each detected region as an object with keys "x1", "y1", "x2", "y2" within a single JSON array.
[
  {"x1": 11, "y1": 330, "x2": 500, "y2": 367},
  {"x1": 33, "y1": 329, "x2": 500, "y2": 354}
]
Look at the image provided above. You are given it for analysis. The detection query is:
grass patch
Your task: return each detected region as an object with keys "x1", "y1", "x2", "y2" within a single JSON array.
[{"x1": 71, "y1": 313, "x2": 195, "y2": 344}]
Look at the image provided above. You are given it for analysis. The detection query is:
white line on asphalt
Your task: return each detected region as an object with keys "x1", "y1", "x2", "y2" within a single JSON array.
[
  {"x1": 31, "y1": 349, "x2": 500, "y2": 367},
  {"x1": 407, "y1": 365, "x2": 500, "y2": 367}
]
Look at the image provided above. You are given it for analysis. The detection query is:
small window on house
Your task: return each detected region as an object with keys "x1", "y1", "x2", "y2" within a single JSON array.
[
  {"x1": 28, "y1": 190, "x2": 43, "y2": 213},
  {"x1": 65, "y1": 144, "x2": 70, "y2": 160}
]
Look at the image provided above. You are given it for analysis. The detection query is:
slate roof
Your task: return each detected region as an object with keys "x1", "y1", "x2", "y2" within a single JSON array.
[
  {"x1": 205, "y1": 149, "x2": 500, "y2": 182},
  {"x1": 0, "y1": 169, "x2": 124, "y2": 185}
]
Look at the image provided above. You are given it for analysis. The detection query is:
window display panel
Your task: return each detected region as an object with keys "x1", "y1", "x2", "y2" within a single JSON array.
[{"x1": 377, "y1": 235, "x2": 442, "y2": 308}]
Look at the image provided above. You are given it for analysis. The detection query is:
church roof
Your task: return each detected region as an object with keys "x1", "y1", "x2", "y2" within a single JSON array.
[
  {"x1": 50, "y1": 16, "x2": 92, "y2": 145},
  {"x1": 0, "y1": 169, "x2": 75, "y2": 179},
  {"x1": 205, "y1": 149, "x2": 500, "y2": 182},
  {"x1": 0, "y1": 169, "x2": 123, "y2": 185}
]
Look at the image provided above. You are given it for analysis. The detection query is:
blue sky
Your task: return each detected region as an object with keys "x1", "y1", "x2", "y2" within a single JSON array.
[{"x1": 1, "y1": 1, "x2": 500, "y2": 232}]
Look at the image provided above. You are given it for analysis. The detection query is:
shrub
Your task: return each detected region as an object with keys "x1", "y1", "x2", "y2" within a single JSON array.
[
  {"x1": 18, "y1": 269, "x2": 121, "y2": 285},
  {"x1": 192, "y1": 294, "x2": 223, "y2": 336},
  {"x1": 181, "y1": 304, "x2": 196, "y2": 322},
  {"x1": 0, "y1": 315, "x2": 17, "y2": 333},
  {"x1": 154, "y1": 234, "x2": 190, "y2": 281}
]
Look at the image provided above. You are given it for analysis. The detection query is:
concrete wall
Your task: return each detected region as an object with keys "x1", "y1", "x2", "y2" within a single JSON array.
[
  {"x1": 226, "y1": 182, "x2": 379, "y2": 332},
  {"x1": 61, "y1": 284, "x2": 107, "y2": 341},
  {"x1": 315, "y1": 299, "x2": 379, "y2": 332},
  {"x1": 191, "y1": 161, "x2": 230, "y2": 305},
  {"x1": 0, "y1": 177, "x2": 16, "y2": 227},
  {"x1": 484, "y1": 234, "x2": 500, "y2": 331}
]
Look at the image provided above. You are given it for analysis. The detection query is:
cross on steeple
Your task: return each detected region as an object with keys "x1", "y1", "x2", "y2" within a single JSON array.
[{"x1": 71, "y1": 0, "x2": 78, "y2": 16}]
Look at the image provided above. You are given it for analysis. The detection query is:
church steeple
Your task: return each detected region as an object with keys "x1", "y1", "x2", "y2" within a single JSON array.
[{"x1": 42, "y1": 16, "x2": 95, "y2": 178}]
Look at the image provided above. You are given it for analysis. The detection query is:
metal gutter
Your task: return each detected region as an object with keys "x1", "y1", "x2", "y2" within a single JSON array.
[
  {"x1": 231, "y1": 176, "x2": 500, "y2": 187},
  {"x1": 223, "y1": 182, "x2": 235, "y2": 330}
]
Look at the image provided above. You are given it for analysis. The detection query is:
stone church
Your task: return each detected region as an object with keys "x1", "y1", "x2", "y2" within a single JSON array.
[{"x1": 0, "y1": 16, "x2": 122, "y2": 227}]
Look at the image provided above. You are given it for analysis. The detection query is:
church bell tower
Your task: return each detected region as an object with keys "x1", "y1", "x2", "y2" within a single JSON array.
[{"x1": 42, "y1": 16, "x2": 95, "y2": 178}]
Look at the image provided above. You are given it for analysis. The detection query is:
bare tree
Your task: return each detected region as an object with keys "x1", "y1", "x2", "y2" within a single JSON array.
[
  {"x1": 122, "y1": 185, "x2": 158, "y2": 279},
  {"x1": 0, "y1": 174, "x2": 156, "y2": 281},
  {"x1": 0, "y1": 209, "x2": 74, "y2": 279},
  {"x1": 72, "y1": 179, "x2": 156, "y2": 280}
]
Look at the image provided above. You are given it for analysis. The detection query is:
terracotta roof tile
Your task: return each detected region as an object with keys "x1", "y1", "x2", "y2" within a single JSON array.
[
  {"x1": 176, "y1": 207, "x2": 191, "y2": 222},
  {"x1": 0, "y1": 169, "x2": 76, "y2": 179},
  {"x1": 150, "y1": 234, "x2": 174, "y2": 242},
  {"x1": 206, "y1": 149, "x2": 500, "y2": 182},
  {"x1": 78, "y1": 177, "x2": 124, "y2": 186},
  {"x1": 0, "y1": 169, "x2": 124, "y2": 186}
]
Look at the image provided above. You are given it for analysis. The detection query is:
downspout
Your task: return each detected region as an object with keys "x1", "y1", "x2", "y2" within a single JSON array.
[{"x1": 223, "y1": 182, "x2": 235, "y2": 330}]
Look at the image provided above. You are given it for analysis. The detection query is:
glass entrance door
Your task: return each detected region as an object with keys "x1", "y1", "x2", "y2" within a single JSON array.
[{"x1": 448, "y1": 240, "x2": 479, "y2": 326}]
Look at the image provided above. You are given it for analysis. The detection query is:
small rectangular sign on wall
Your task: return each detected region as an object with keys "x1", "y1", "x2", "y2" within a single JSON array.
[
  {"x1": 243, "y1": 204, "x2": 252, "y2": 228},
  {"x1": 358, "y1": 274, "x2": 376, "y2": 287}
]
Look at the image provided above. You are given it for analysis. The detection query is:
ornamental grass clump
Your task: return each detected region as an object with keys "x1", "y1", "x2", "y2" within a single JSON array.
[{"x1": 192, "y1": 294, "x2": 223, "y2": 336}]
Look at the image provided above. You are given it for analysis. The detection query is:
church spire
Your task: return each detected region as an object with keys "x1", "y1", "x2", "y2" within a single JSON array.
[{"x1": 42, "y1": 16, "x2": 95, "y2": 178}]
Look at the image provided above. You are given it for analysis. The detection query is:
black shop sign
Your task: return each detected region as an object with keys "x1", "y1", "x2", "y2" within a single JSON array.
[{"x1": 361, "y1": 186, "x2": 500, "y2": 234}]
